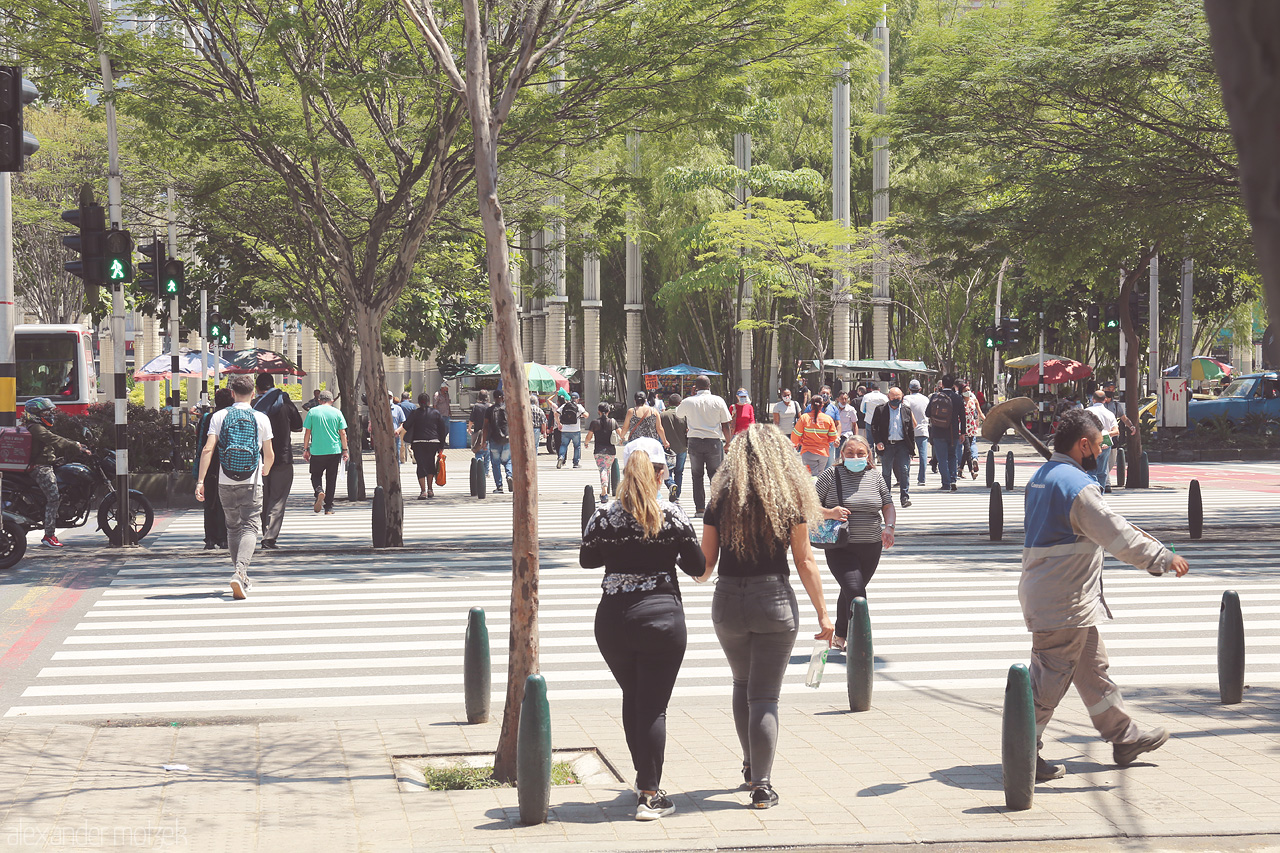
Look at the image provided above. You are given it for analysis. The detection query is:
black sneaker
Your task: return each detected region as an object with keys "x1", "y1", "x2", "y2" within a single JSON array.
[
  {"x1": 900, "y1": 497, "x2": 911, "y2": 508},
  {"x1": 635, "y1": 790, "x2": 674, "y2": 820},
  {"x1": 950, "y1": 483, "x2": 958, "y2": 492},
  {"x1": 1036, "y1": 755, "x2": 1066, "y2": 781},
  {"x1": 750, "y1": 785, "x2": 778, "y2": 809},
  {"x1": 1113, "y1": 728, "x2": 1169, "y2": 766}
]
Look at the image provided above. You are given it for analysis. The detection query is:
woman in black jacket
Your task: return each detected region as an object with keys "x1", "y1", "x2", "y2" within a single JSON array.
[
  {"x1": 580, "y1": 436, "x2": 704, "y2": 821},
  {"x1": 195, "y1": 388, "x2": 234, "y2": 549},
  {"x1": 404, "y1": 393, "x2": 447, "y2": 499}
]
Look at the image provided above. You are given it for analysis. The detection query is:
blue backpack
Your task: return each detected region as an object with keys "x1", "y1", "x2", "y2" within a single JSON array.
[{"x1": 217, "y1": 407, "x2": 261, "y2": 480}]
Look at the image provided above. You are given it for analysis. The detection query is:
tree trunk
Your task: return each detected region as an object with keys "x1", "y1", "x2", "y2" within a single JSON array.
[
  {"x1": 1204, "y1": 1, "x2": 1280, "y2": 332},
  {"x1": 354, "y1": 303, "x2": 404, "y2": 545},
  {"x1": 325, "y1": 334, "x2": 362, "y2": 486},
  {"x1": 458, "y1": 0, "x2": 540, "y2": 783}
]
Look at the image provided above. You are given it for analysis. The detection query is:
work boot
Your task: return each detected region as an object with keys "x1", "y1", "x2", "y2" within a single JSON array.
[
  {"x1": 1036, "y1": 756, "x2": 1066, "y2": 782},
  {"x1": 1113, "y1": 728, "x2": 1169, "y2": 767}
]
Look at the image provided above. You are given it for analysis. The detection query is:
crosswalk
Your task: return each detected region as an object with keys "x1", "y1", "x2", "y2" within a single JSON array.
[{"x1": 8, "y1": 534, "x2": 1280, "y2": 720}]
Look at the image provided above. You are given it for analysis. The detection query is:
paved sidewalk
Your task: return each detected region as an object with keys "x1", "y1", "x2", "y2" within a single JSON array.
[{"x1": 1, "y1": 682, "x2": 1278, "y2": 851}]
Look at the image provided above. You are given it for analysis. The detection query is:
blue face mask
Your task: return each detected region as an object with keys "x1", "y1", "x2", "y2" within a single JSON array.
[{"x1": 844, "y1": 458, "x2": 868, "y2": 473}]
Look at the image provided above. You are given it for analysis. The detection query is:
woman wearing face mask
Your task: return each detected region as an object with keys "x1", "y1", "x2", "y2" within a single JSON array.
[
  {"x1": 790, "y1": 396, "x2": 840, "y2": 475},
  {"x1": 581, "y1": 437, "x2": 705, "y2": 821},
  {"x1": 814, "y1": 435, "x2": 895, "y2": 650}
]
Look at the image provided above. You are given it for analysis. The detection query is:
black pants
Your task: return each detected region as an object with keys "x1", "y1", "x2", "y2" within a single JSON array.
[
  {"x1": 309, "y1": 453, "x2": 342, "y2": 510},
  {"x1": 202, "y1": 471, "x2": 226, "y2": 547},
  {"x1": 825, "y1": 541, "x2": 884, "y2": 640},
  {"x1": 594, "y1": 591, "x2": 687, "y2": 792},
  {"x1": 413, "y1": 441, "x2": 443, "y2": 483}
]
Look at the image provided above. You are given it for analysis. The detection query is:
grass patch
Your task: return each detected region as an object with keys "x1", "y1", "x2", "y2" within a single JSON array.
[{"x1": 421, "y1": 762, "x2": 579, "y2": 791}]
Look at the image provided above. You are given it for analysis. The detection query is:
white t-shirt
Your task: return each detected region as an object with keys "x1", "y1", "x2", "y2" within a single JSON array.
[
  {"x1": 557, "y1": 402, "x2": 588, "y2": 433},
  {"x1": 1087, "y1": 402, "x2": 1119, "y2": 437},
  {"x1": 772, "y1": 399, "x2": 801, "y2": 435},
  {"x1": 676, "y1": 391, "x2": 733, "y2": 440},
  {"x1": 207, "y1": 403, "x2": 274, "y2": 487},
  {"x1": 903, "y1": 392, "x2": 930, "y2": 438},
  {"x1": 861, "y1": 390, "x2": 888, "y2": 428}
]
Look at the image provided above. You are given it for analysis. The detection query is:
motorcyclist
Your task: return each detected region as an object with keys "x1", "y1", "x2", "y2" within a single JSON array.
[{"x1": 22, "y1": 397, "x2": 89, "y2": 548}]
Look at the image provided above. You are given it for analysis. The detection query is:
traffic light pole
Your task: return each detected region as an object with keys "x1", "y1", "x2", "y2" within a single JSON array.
[
  {"x1": 993, "y1": 259, "x2": 1004, "y2": 401},
  {"x1": 167, "y1": 189, "x2": 180, "y2": 472},
  {"x1": 0, "y1": 173, "x2": 15, "y2": 428},
  {"x1": 200, "y1": 287, "x2": 208, "y2": 406}
]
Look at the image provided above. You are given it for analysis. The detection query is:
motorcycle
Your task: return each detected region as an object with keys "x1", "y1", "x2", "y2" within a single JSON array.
[{"x1": 0, "y1": 441, "x2": 155, "y2": 569}]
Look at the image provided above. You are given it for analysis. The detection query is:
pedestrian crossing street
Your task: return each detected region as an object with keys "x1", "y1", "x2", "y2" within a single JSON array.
[{"x1": 8, "y1": 537, "x2": 1280, "y2": 720}]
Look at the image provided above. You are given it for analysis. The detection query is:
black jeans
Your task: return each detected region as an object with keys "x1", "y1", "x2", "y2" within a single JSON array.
[
  {"x1": 825, "y1": 541, "x2": 883, "y2": 640},
  {"x1": 309, "y1": 453, "x2": 342, "y2": 510},
  {"x1": 687, "y1": 437, "x2": 724, "y2": 512},
  {"x1": 880, "y1": 440, "x2": 912, "y2": 499},
  {"x1": 202, "y1": 470, "x2": 226, "y2": 547},
  {"x1": 412, "y1": 440, "x2": 443, "y2": 483},
  {"x1": 594, "y1": 591, "x2": 687, "y2": 792}
]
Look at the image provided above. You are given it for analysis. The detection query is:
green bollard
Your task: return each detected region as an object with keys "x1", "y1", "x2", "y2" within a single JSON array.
[
  {"x1": 989, "y1": 483, "x2": 1003, "y2": 542},
  {"x1": 371, "y1": 486, "x2": 386, "y2": 548},
  {"x1": 847, "y1": 597, "x2": 873, "y2": 712},
  {"x1": 581, "y1": 485, "x2": 595, "y2": 537},
  {"x1": 517, "y1": 673, "x2": 552, "y2": 825},
  {"x1": 1005, "y1": 451, "x2": 1015, "y2": 492},
  {"x1": 985, "y1": 449, "x2": 995, "y2": 488},
  {"x1": 464, "y1": 607, "x2": 491, "y2": 724},
  {"x1": 1002, "y1": 663, "x2": 1035, "y2": 811},
  {"x1": 1189, "y1": 479, "x2": 1203, "y2": 540},
  {"x1": 1218, "y1": 590, "x2": 1245, "y2": 705},
  {"x1": 610, "y1": 458, "x2": 620, "y2": 495}
]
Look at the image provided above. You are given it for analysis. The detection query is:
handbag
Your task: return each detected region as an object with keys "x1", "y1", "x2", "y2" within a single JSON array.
[
  {"x1": 435, "y1": 451, "x2": 447, "y2": 486},
  {"x1": 810, "y1": 466, "x2": 848, "y2": 550}
]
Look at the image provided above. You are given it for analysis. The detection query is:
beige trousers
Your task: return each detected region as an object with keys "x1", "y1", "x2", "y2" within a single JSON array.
[{"x1": 1030, "y1": 625, "x2": 1139, "y2": 750}]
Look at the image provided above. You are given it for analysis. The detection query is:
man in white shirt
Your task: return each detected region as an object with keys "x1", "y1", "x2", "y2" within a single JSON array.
[
  {"x1": 772, "y1": 388, "x2": 802, "y2": 436},
  {"x1": 197, "y1": 374, "x2": 275, "y2": 600},
  {"x1": 674, "y1": 374, "x2": 732, "y2": 517},
  {"x1": 860, "y1": 385, "x2": 888, "y2": 460},
  {"x1": 1086, "y1": 389, "x2": 1121, "y2": 492},
  {"x1": 903, "y1": 379, "x2": 931, "y2": 486}
]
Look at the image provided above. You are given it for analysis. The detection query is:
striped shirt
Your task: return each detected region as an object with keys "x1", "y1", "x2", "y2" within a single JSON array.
[
  {"x1": 791, "y1": 412, "x2": 839, "y2": 454},
  {"x1": 814, "y1": 466, "x2": 891, "y2": 543}
]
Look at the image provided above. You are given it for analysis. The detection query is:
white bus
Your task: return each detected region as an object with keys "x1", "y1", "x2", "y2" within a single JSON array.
[{"x1": 15, "y1": 324, "x2": 97, "y2": 416}]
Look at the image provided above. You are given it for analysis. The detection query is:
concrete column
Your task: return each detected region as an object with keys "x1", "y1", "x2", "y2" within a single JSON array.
[
  {"x1": 140, "y1": 316, "x2": 160, "y2": 408},
  {"x1": 98, "y1": 333, "x2": 113, "y2": 398},
  {"x1": 583, "y1": 251, "x2": 602, "y2": 406},
  {"x1": 870, "y1": 13, "x2": 891, "y2": 371},
  {"x1": 1148, "y1": 253, "x2": 1160, "y2": 396},
  {"x1": 1179, "y1": 259, "x2": 1194, "y2": 379},
  {"x1": 767, "y1": 327, "x2": 781, "y2": 402},
  {"x1": 544, "y1": 211, "x2": 567, "y2": 367},
  {"x1": 625, "y1": 133, "x2": 643, "y2": 397}
]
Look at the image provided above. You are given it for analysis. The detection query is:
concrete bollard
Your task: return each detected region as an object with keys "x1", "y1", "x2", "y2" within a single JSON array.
[
  {"x1": 581, "y1": 485, "x2": 595, "y2": 537},
  {"x1": 372, "y1": 486, "x2": 386, "y2": 548},
  {"x1": 1128, "y1": 450, "x2": 1150, "y2": 489},
  {"x1": 1002, "y1": 663, "x2": 1036, "y2": 811},
  {"x1": 517, "y1": 673, "x2": 552, "y2": 825},
  {"x1": 989, "y1": 483, "x2": 1003, "y2": 542},
  {"x1": 847, "y1": 597, "x2": 873, "y2": 712},
  {"x1": 1114, "y1": 447, "x2": 1126, "y2": 488},
  {"x1": 464, "y1": 607, "x2": 491, "y2": 724},
  {"x1": 986, "y1": 449, "x2": 996, "y2": 488},
  {"x1": 1218, "y1": 590, "x2": 1245, "y2": 705},
  {"x1": 1189, "y1": 479, "x2": 1203, "y2": 540},
  {"x1": 1005, "y1": 451, "x2": 1015, "y2": 492},
  {"x1": 610, "y1": 458, "x2": 620, "y2": 496}
]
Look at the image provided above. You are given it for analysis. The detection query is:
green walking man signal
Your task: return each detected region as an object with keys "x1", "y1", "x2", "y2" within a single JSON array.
[
  {"x1": 162, "y1": 259, "x2": 184, "y2": 298},
  {"x1": 103, "y1": 229, "x2": 133, "y2": 284}
]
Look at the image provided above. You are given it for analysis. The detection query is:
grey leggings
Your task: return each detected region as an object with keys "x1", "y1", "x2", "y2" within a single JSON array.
[{"x1": 711, "y1": 575, "x2": 800, "y2": 787}]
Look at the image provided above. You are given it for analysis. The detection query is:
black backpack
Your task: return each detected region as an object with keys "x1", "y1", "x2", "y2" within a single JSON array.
[
  {"x1": 559, "y1": 401, "x2": 580, "y2": 427},
  {"x1": 489, "y1": 404, "x2": 510, "y2": 443},
  {"x1": 928, "y1": 391, "x2": 954, "y2": 433}
]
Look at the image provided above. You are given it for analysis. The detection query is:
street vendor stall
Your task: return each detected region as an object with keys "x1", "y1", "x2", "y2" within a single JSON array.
[{"x1": 643, "y1": 363, "x2": 723, "y2": 398}]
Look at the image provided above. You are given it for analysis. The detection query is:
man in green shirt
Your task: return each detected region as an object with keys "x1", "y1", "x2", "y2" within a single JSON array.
[{"x1": 302, "y1": 390, "x2": 349, "y2": 514}]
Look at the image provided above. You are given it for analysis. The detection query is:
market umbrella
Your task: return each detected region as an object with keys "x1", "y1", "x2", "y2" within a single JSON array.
[
  {"x1": 644, "y1": 363, "x2": 722, "y2": 376},
  {"x1": 524, "y1": 362, "x2": 569, "y2": 395},
  {"x1": 1162, "y1": 356, "x2": 1232, "y2": 382},
  {"x1": 133, "y1": 350, "x2": 234, "y2": 381},
  {"x1": 221, "y1": 348, "x2": 306, "y2": 376},
  {"x1": 1003, "y1": 352, "x2": 1072, "y2": 369},
  {"x1": 1017, "y1": 358, "x2": 1093, "y2": 387}
]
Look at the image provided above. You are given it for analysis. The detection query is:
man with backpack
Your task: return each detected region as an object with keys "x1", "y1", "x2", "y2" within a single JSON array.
[
  {"x1": 483, "y1": 389, "x2": 513, "y2": 493},
  {"x1": 253, "y1": 373, "x2": 303, "y2": 549},
  {"x1": 555, "y1": 391, "x2": 589, "y2": 469},
  {"x1": 196, "y1": 374, "x2": 274, "y2": 600},
  {"x1": 924, "y1": 373, "x2": 966, "y2": 492}
]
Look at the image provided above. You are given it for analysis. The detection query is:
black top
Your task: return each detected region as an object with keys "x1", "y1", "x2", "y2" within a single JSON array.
[
  {"x1": 580, "y1": 500, "x2": 704, "y2": 598},
  {"x1": 702, "y1": 499, "x2": 797, "y2": 578},
  {"x1": 252, "y1": 388, "x2": 302, "y2": 461},
  {"x1": 588, "y1": 417, "x2": 618, "y2": 453},
  {"x1": 469, "y1": 402, "x2": 488, "y2": 431},
  {"x1": 405, "y1": 406, "x2": 447, "y2": 442}
]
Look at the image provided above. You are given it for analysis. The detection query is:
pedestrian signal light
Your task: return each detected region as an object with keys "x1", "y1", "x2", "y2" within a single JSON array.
[
  {"x1": 983, "y1": 326, "x2": 998, "y2": 350},
  {"x1": 1104, "y1": 304, "x2": 1119, "y2": 329},
  {"x1": 1087, "y1": 303, "x2": 1100, "y2": 332},
  {"x1": 208, "y1": 311, "x2": 229, "y2": 346},
  {"x1": 62, "y1": 189, "x2": 107, "y2": 295},
  {"x1": 104, "y1": 229, "x2": 133, "y2": 284},
  {"x1": 162, "y1": 259, "x2": 184, "y2": 298}
]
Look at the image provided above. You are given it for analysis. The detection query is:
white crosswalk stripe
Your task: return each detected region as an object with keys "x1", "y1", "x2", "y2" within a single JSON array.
[{"x1": 8, "y1": 532, "x2": 1280, "y2": 719}]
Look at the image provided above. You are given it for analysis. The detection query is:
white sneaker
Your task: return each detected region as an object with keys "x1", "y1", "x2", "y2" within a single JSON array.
[
  {"x1": 635, "y1": 790, "x2": 674, "y2": 821},
  {"x1": 230, "y1": 572, "x2": 250, "y2": 600}
]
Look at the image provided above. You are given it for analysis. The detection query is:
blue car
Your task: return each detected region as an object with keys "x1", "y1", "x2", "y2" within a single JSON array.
[{"x1": 1187, "y1": 372, "x2": 1280, "y2": 430}]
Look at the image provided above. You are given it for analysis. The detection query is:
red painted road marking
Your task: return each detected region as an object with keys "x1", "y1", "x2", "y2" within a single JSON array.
[{"x1": 0, "y1": 573, "x2": 88, "y2": 687}]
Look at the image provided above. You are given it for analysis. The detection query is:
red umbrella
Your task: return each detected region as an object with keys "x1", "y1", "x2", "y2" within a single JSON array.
[
  {"x1": 220, "y1": 348, "x2": 306, "y2": 376},
  {"x1": 1018, "y1": 358, "x2": 1092, "y2": 387}
]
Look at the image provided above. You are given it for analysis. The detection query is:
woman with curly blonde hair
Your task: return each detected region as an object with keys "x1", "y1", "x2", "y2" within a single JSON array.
[{"x1": 697, "y1": 424, "x2": 834, "y2": 810}]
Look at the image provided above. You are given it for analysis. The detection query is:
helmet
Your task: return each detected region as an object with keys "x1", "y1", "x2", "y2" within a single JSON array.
[{"x1": 24, "y1": 397, "x2": 58, "y2": 428}]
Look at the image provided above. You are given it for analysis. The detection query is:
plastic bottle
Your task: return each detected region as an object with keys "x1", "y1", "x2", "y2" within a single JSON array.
[{"x1": 804, "y1": 641, "x2": 828, "y2": 689}]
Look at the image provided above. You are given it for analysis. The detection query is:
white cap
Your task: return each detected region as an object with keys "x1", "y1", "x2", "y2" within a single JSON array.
[
  {"x1": 909, "y1": 379, "x2": 921, "y2": 390},
  {"x1": 621, "y1": 437, "x2": 666, "y2": 469}
]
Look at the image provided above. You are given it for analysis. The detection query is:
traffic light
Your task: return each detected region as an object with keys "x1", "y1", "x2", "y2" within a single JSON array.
[
  {"x1": 1087, "y1": 303, "x2": 1100, "y2": 332},
  {"x1": 1045, "y1": 326, "x2": 1059, "y2": 348},
  {"x1": 0, "y1": 65, "x2": 40, "y2": 173},
  {"x1": 162, "y1": 259, "x2": 184, "y2": 299},
  {"x1": 137, "y1": 238, "x2": 166, "y2": 297},
  {"x1": 61, "y1": 186, "x2": 107, "y2": 295},
  {"x1": 983, "y1": 325, "x2": 998, "y2": 350},
  {"x1": 1128, "y1": 288, "x2": 1148, "y2": 333},
  {"x1": 1104, "y1": 303, "x2": 1119, "y2": 329},
  {"x1": 207, "y1": 311, "x2": 229, "y2": 346},
  {"x1": 104, "y1": 229, "x2": 132, "y2": 284},
  {"x1": 1002, "y1": 316, "x2": 1021, "y2": 347}
]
